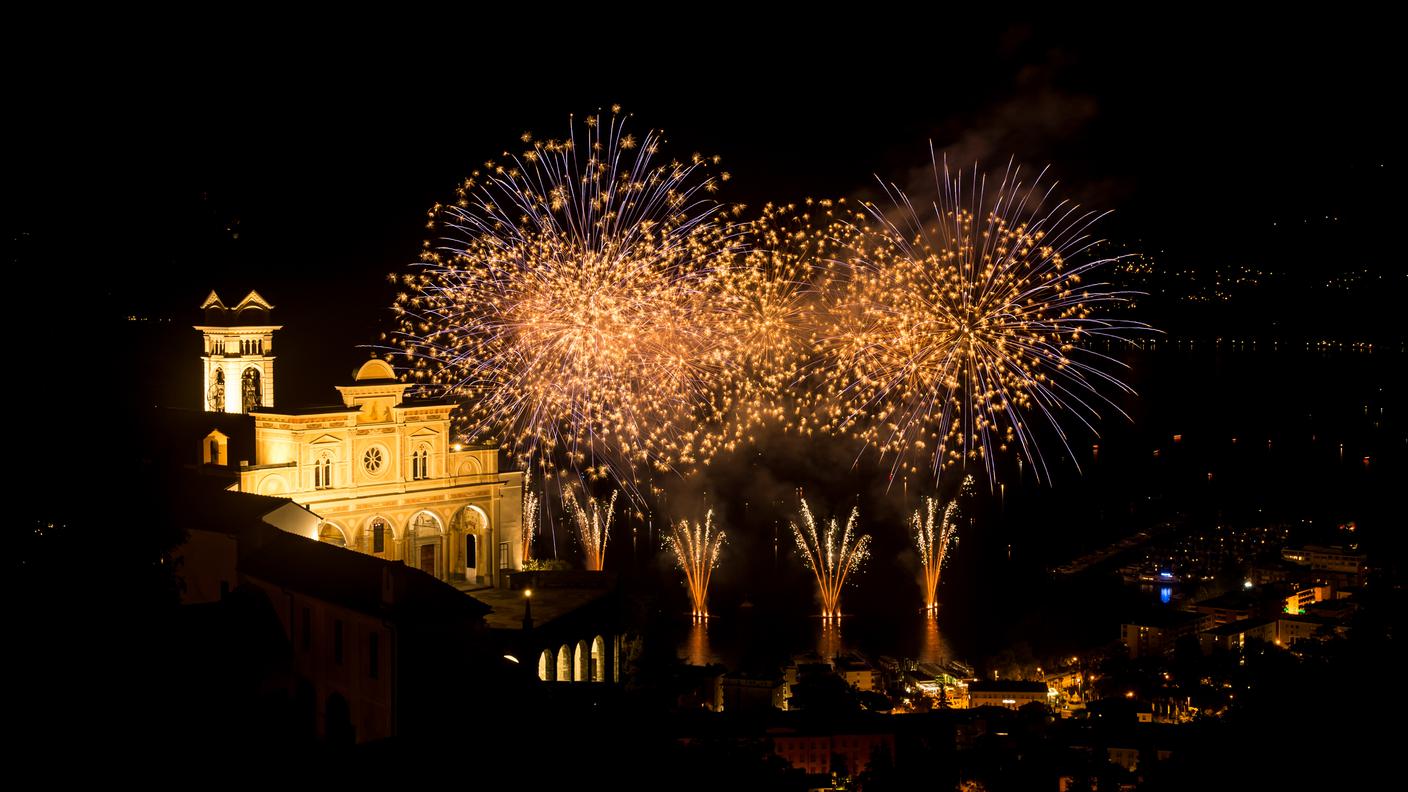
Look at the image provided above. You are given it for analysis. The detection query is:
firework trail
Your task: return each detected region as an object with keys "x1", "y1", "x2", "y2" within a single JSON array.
[
  {"x1": 666, "y1": 509, "x2": 726, "y2": 620},
  {"x1": 521, "y1": 470, "x2": 540, "y2": 565},
  {"x1": 566, "y1": 487, "x2": 618, "y2": 572},
  {"x1": 913, "y1": 475, "x2": 971, "y2": 613},
  {"x1": 791, "y1": 500, "x2": 871, "y2": 621}
]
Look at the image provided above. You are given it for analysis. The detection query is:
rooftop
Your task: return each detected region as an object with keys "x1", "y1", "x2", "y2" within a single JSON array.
[
  {"x1": 242, "y1": 532, "x2": 490, "y2": 624},
  {"x1": 970, "y1": 680, "x2": 1049, "y2": 694},
  {"x1": 1203, "y1": 617, "x2": 1276, "y2": 636},
  {"x1": 249, "y1": 404, "x2": 361, "y2": 416},
  {"x1": 473, "y1": 585, "x2": 612, "y2": 632},
  {"x1": 1124, "y1": 609, "x2": 1207, "y2": 629}
]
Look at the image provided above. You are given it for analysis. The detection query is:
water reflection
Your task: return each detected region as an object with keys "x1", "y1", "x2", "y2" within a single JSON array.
[
  {"x1": 917, "y1": 613, "x2": 951, "y2": 665},
  {"x1": 677, "y1": 610, "x2": 959, "y2": 670},
  {"x1": 818, "y1": 619, "x2": 843, "y2": 660},
  {"x1": 684, "y1": 620, "x2": 719, "y2": 666}
]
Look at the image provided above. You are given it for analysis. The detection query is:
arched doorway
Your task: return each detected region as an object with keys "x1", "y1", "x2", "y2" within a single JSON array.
[
  {"x1": 574, "y1": 640, "x2": 589, "y2": 682},
  {"x1": 325, "y1": 692, "x2": 354, "y2": 745},
  {"x1": 408, "y1": 511, "x2": 443, "y2": 577},
  {"x1": 592, "y1": 635, "x2": 607, "y2": 682},
  {"x1": 451, "y1": 504, "x2": 490, "y2": 583},
  {"x1": 366, "y1": 516, "x2": 394, "y2": 557},
  {"x1": 557, "y1": 645, "x2": 572, "y2": 681},
  {"x1": 318, "y1": 523, "x2": 347, "y2": 548}
]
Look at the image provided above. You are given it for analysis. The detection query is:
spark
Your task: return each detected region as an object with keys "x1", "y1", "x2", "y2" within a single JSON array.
[
  {"x1": 521, "y1": 470, "x2": 540, "y2": 564},
  {"x1": 791, "y1": 500, "x2": 870, "y2": 621},
  {"x1": 809, "y1": 154, "x2": 1150, "y2": 485},
  {"x1": 566, "y1": 487, "x2": 618, "y2": 572},
  {"x1": 913, "y1": 475, "x2": 970, "y2": 613},
  {"x1": 392, "y1": 108, "x2": 741, "y2": 496},
  {"x1": 666, "y1": 509, "x2": 726, "y2": 621}
]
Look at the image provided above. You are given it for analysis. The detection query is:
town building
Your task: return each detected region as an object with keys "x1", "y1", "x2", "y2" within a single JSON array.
[
  {"x1": 968, "y1": 680, "x2": 1052, "y2": 710},
  {"x1": 1120, "y1": 610, "x2": 1207, "y2": 659},
  {"x1": 770, "y1": 726, "x2": 895, "y2": 776},
  {"x1": 1193, "y1": 590, "x2": 1261, "y2": 626},
  {"x1": 834, "y1": 654, "x2": 879, "y2": 692},
  {"x1": 1282, "y1": 544, "x2": 1368, "y2": 587},
  {"x1": 722, "y1": 671, "x2": 790, "y2": 712}
]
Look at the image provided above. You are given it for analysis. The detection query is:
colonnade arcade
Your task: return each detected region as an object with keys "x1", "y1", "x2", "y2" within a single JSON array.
[{"x1": 314, "y1": 504, "x2": 492, "y2": 581}]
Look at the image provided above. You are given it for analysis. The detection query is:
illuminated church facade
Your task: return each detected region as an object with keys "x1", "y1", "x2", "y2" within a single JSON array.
[{"x1": 197, "y1": 290, "x2": 525, "y2": 585}]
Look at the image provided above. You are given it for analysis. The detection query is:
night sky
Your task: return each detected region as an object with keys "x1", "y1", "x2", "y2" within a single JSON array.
[{"x1": 11, "y1": 16, "x2": 1399, "y2": 471}]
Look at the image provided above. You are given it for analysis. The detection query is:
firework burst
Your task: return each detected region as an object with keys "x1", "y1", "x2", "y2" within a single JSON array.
[
  {"x1": 392, "y1": 107, "x2": 743, "y2": 494},
  {"x1": 813, "y1": 154, "x2": 1149, "y2": 484},
  {"x1": 707, "y1": 199, "x2": 850, "y2": 439},
  {"x1": 791, "y1": 500, "x2": 871, "y2": 621},
  {"x1": 913, "y1": 475, "x2": 971, "y2": 613},
  {"x1": 566, "y1": 487, "x2": 618, "y2": 572},
  {"x1": 666, "y1": 510, "x2": 726, "y2": 621}
]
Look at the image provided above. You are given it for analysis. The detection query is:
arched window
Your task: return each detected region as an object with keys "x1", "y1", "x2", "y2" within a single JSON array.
[
  {"x1": 411, "y1": 446, "x2": 430, "y2": 481},
  {"x1": 314, "y1": 453, "x2": 333, "y2": 490},
  {"x1": 241, "y1": 367, "x2": 262, "y2": 412},
  {"x1": 207, "y1": 368, "x2": 225, "y2": 411},
  {"x1": 372, "y1": 519, "x2": 387, "y2": 553}
]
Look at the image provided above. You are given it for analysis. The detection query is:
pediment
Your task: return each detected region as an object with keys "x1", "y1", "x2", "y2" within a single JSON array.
[
  {"x1": 309, "y1": 434, "x2": 344, "y2": 445},
  {"x1": 234, "y1": 290, "x2": 275, "y2": 310},
  {"x1": 409, "y1": 426, "x2": 441, "y2": 438}
]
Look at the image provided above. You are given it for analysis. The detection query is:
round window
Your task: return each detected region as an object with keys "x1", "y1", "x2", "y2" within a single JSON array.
[{"x1": 363, "y1": 446, "x2": 385, "y2": 475}]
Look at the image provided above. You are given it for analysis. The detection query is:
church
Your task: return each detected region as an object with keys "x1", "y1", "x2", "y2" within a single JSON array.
[{"x1": 195, "y1": 289, "x2": 525, "y2": 586}]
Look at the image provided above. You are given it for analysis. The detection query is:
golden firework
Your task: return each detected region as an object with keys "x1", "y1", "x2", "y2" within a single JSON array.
[
  {"x1": 809, "y1": 157, "x2": 1147, "y2": 483},
  {"x1": 393, "y1": 108, "x2": 742, "y2": 494},
  {"x1": 913, "y1": 475, "x2": 970, "y2": 613},
  {"x1": 792, "y1": 499, "x2": 871, "y2": 622},
  {"x1": 666, "y1": 509, "x2": 726, "y2": 621},
  {"x1": 566, "y1": 487, "x2": 618, "y2": 572}
]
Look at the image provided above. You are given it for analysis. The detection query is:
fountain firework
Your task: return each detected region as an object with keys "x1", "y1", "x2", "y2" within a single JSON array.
[
  {"x1": 666, "y1": 509, "x2": 726, "y2": 621},
  {"x1": 791, "y1": 500, "x2": 871, "y2": 622}
]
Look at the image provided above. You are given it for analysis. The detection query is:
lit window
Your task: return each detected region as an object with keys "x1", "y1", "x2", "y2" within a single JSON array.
[
  {"x1": 411, "y1": 447, "x2": 430, "y2": 480},
  {"x1": 315, "y1": 454, "x2": 334, "y2": 489}
]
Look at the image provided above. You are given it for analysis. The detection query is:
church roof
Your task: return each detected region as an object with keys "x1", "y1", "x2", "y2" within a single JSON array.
[
  {"x1": 353, "y1": 358, "x2": 398, "y2": 381},
  {"x1": 398, "y1": 397, "x2": 457, "y2": 408},
  {"x1": 249, "y1": 404, "x2": 362, "y2": 416},
  {"x1": 242, "y1": 532, "x2": 491, "y2": 624},
  {"x1": 142, "y1": 407, "x2": 256, "y2": 472},
  {"x1": 198, "y1": 289, "x2": 278, "y2": 328},
  {"x1": 233, "y1": 290, "x2": 274, "y2": 311}
]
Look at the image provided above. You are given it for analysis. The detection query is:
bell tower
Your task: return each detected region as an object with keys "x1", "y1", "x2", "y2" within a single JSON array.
[{"x1": 196, "y1": 290, "x2": 282, "y2": 413}]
